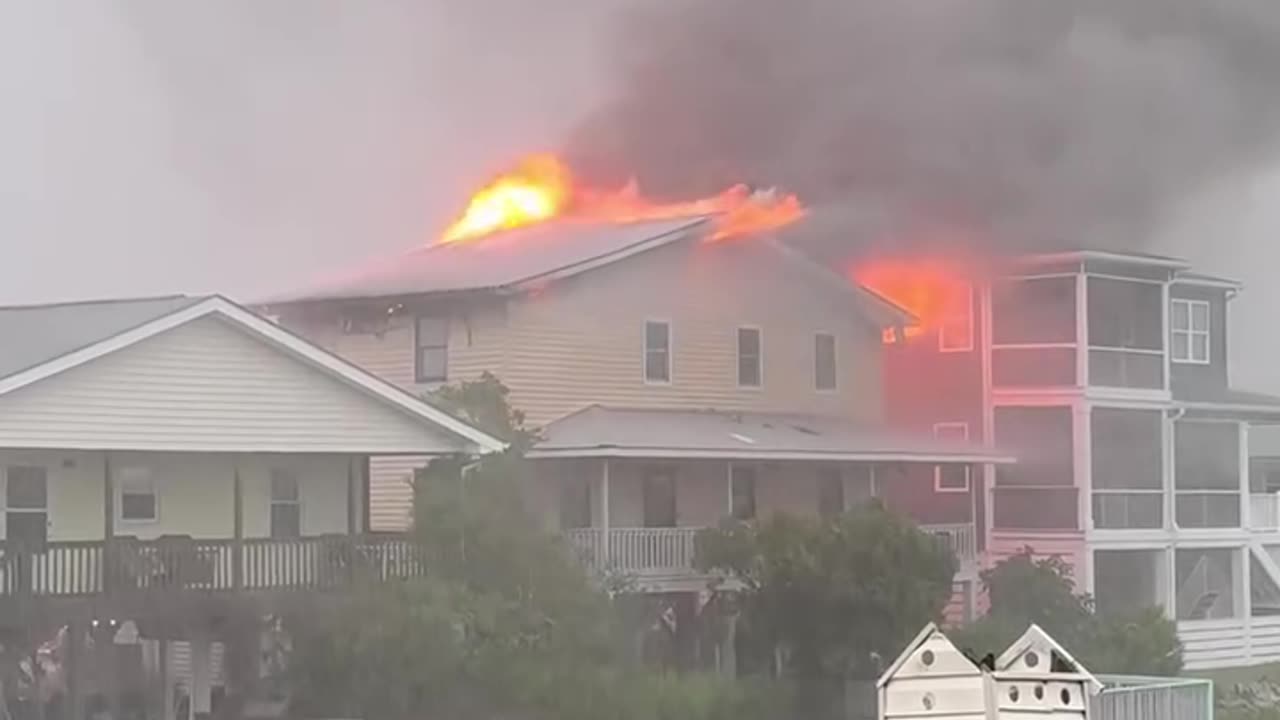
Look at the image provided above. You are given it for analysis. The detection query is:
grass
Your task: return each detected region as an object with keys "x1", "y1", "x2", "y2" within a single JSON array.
[{"x1": 1188, "y1": 662, "x2": 1280, "y2": 688}]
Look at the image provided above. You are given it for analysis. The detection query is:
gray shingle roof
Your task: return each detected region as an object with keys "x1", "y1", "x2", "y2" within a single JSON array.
[
  {"x1": 528, "y1": 406, "x2": 1013, "y2": 463},
  {"x1": 0, "y1": 295, "x2": 206, "y2": 381},
  {"x1": 266, "y1": 216, "x2": 712, "y2": 303}
]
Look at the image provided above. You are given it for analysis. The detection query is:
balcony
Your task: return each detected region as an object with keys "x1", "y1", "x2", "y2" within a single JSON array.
[
  {"x1": 565, "y1": 524, "x2": 978, "y2": 578},
  {"x1": 0, "y1": 534, "x2": 426, "y2": 598}
]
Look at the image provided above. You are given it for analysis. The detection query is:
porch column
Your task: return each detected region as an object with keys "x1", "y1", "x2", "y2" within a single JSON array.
[
  {"x1": 232, "y1": 462, "x2": 243, "y2": 590},
  {"x1": 347, "y1": 455, "x2": 358, "y2": 535},
  {"x1": 189, "y1": 631, "x2": 213, "y2": 720},
  {"x1": 1241, "y1": 422, "x2": 1251, "y2": 530},
  {"x1": 103, "y1": 451, "x2": 115, "y2": 593},
  {"x1": 599, "y1": 460, "x2": 611, "y2": 566},
  {"x1": 1241, "y1": 545, "x2": 1254, "y2": 662}
]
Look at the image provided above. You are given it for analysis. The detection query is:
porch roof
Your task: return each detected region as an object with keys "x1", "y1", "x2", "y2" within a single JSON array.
[
  {"x1": 527, "y1": 406, "x2": 1014, "y2": 463},
  {"x1": 1174, "y1": 385, "x2": 1280, "y2": 422}
]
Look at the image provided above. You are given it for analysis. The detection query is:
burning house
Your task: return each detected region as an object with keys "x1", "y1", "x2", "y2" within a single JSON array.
[
  {"x1": 264, "y1": 155, "x2": 1013, "y2": 665},
  {"x1": 858, "y1": 247, "x2": 1280, "y2": 669}
]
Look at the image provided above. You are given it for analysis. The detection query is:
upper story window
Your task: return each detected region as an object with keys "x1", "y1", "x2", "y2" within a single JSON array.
[
  {"x1": 414, "y1": 316, "x2": 449, "y2": 383},
  {"x1": 1171, "y1": 299, "x2": 1210, "y2": 365},
  {"x1": 644, "y1": 320, "x2": 671, "y2": 383},
  {"x1": 814, "y1": 333, "x2": 837, "y2": 391},
  {"x1": 938, "y1": 285, "x2": 973, "y2": 352},
  {"x1": 270, "y1": 470, "x2": 302, "y2": 539},
  {"x1": 118, "y1": 467, "x2": 158, "y2": 523},
  {"x1": 933, "y1": 423, "x2": 971, "y2": 493},
  {"x1": 737, "y1": 327, "x2": 762, "y2": 387}
]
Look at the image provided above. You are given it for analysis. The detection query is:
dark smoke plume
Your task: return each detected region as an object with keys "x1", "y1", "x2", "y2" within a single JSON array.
[{"x1": 565, "y1": 0, "x2": 1280, "y2": 259}]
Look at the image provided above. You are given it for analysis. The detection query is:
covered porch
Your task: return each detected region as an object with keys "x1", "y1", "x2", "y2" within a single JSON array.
[{"x1": 526, "y1": 406, "x2": 1010, "y2": 587}]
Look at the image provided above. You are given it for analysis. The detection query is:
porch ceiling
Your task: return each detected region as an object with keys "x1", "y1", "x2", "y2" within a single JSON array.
[{"x1": 527, "y1": 405, "x2": 1014, "y2": 463}]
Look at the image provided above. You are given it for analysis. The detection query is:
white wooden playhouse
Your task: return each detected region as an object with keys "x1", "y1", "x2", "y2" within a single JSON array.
[{"x1": 878, "y1": 623, "x2": 1103, "y2": 720}]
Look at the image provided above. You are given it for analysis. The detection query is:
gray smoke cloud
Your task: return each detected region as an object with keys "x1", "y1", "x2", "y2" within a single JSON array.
[{"x1": 565, "y1": 0, "x2": 1280, "y2": 259}]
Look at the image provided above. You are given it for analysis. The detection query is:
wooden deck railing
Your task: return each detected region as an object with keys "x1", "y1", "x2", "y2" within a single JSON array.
[
  {"x1": 566, "y1": 523, "x2": 979, "y2": 575},
  {"x1": 0, "y1": 534, "x2": 426, "y2": 598}
]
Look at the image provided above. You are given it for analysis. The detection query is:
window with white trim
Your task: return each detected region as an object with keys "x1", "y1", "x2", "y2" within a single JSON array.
[
  {"x1": 118, "y1": 467, "x2": 158, "y2": 522},
  {"x1": 644, "y1": 320, "x2": 671, "y2": 383},
  {"x1": 414, "y1": 315, "x2": 449, "y2": 383},
  {"x1": 270, "y1": 470, "x2": 302, "y2": 539},
  {"x1": 933, "y1": 422, "x2": 971, "y2": 493},
  {"x1": 939, "y1": 285, "x2": 973, "y2": 352},
  {"x1": 1170, "y1": 299, "x2": 1210, "y2": 364},
  {"x1": 737, "y1": 327, "x2": 762, "y2": 387},
  {"x1": 814, "y1": 333, "x2": 837, "y2": 391}
]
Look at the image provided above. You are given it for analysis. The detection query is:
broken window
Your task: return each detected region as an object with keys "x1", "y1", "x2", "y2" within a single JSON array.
[{"x1": 1175, "y1": 548, "x2": 1238, "y2": 620}]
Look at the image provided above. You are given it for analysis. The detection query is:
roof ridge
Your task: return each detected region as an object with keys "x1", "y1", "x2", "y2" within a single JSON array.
[{"x1": 0, "y1": 294, "x2": 200, "y2": 312}]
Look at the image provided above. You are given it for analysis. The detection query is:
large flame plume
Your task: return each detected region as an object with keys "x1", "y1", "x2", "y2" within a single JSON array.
[
  {"x1": 853, "y1": 258, "x2": 973, "y2": 342},
  {"x1": 440, "y1": 153, "x2": 804, "y2": 244}
]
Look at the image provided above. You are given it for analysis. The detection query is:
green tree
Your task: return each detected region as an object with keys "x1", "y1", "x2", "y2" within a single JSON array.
[
  {"x1": 696, "y1": 502, "x2": 957, "y2": 717},
  {"x1": 951, "y1": 548, "x2": 1182, "y2": 676},
  {"x1": 288, "y1": 374, "x2": 780, "y2": 720}
]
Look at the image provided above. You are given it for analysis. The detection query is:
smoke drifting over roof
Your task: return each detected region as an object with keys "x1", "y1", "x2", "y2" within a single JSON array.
[{"x1": 566, "y1": 1, "x2": 1280, "y2": 257}]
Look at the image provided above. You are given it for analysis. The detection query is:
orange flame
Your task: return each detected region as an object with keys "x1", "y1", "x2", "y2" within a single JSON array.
[
  {"x1": 853, "y1": 259, "x2": 972, "y2": 340},
  {"x1": 439, "y1": 154, "x2": 804, "y2": 243}
]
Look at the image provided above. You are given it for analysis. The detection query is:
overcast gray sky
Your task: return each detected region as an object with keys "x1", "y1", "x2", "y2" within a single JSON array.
[
  {"x1": 2, "y1": 2, "x2": 1278, "y2": 392},
  {"x1": 0, "y1": 2, "x2": 628, "y2": 304}
]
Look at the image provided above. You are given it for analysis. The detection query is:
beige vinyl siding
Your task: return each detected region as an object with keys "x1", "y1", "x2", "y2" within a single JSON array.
[
  {"x1": 0, "y1": 316, "x2": 462, "y2": 454},
  {"x1": 501, "y1": 240, "x2": 884, "y2": 426},
  {"x1": 0, "y1": 449, "x2": 351, "y2": 541}
]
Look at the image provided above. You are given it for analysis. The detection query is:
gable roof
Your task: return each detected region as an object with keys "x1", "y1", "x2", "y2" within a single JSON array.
[
  {"x1": 527, "y1": 406, "x2": 1014, "y2": 463},
  {"x1": 267, "y1": 216, "x2": 712, "y2": 303},
  {"x1": 0, "y1": 295, "x2": 504, "y2": 454},
  {"x1": 263, "y1": 217, "x2": 912, "y2": 327},
  {"x1": 0, "y1": 295, "x2": 205, "y2": 381},
  {"x1": 876, "y1": 623, "x2": 980, "y2": 688},
  {"x1": 996, "y1": 624, "x2": 1103, "y2": 694}
]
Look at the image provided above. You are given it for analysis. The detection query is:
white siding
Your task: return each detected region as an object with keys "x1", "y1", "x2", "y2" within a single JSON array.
[
  {"x1": 0, "y1": 316, "x2": 462, "y2": 454},
  {"x1": 0, "y1": 449, "x2": 351, "y2": 541}
]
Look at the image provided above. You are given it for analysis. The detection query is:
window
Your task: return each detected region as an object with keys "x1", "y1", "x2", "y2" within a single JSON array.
[
  {"x1": 270, "y1": 470, "x2": 302, "y2": 539},
  {"x1": 5, "y1": 466, "x2": 47, "y2": 510},
  {"x1": 939, "y1": 285, "x2": 973, "y2": 352},
  {"x1": 817, "y1": 468, "x2": 844, "y2": 518},
  {"x1": 737, "y1": 327, "x2": 762, "y2": 387},
  {"x1": 814, "y1": 333, "x2": 837, "y2": 391},
  {"x1": 414, "y1": 315, "x2": 449, "y2": 383},
  {"x1": 642, "y1": 470, "x2": 677, "y2": 527},
  {"x1": 933, "y1": 422, "x2": 971, "y2": 493},
  {"x1": 730, "y1": 465, "x2": 757, "y2": 520},
  {"x1": 1171, "y1": 299, "x2": 1210, "y2": 364},
  {"x1": 644, "y1": 321, "x2": 671, "y2": 383},
  {"x1": 118, "y1": 467, "x2": 158, "y2": 522}
]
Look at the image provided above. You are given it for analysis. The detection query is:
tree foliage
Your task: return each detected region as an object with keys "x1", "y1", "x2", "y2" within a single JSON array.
[
  {"x1": 950, "y1": 548, "x2": 1183, "y2": 676},
  {"x1": 696, "y1": 502, "x2": 957, "y2": 683},
  {"x1": 287, "y1": 373, "x2": 782, "y2": 720}
]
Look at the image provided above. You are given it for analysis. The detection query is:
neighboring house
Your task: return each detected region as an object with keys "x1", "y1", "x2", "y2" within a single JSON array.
[
  {"x1": 265, "y1": 216, "x2": 1010, "y2": 630},
  {"x1": 870, "y1": 249, "x2": 1280, "y2": 669},
  {"x1": 0, "y1": 294, "x2": 502, "y2": 720}
]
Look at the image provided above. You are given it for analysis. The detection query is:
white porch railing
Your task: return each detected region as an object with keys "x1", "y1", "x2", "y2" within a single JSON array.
[
  {"x1": 921, "y1": 523, "x2": 978, "y2": 566},
  {"x1": 564, "y1": 527, "x2": 702, "y2": 575},
  {"x1": 1092, "y1": 675, "x2": 1213, "y2": 720},
  {"x1": 566, "y1": 523, "x2": 978, "y2": 576},
  {"x1": 1251, "y1": 492, "x2": 1280, "y2": 531}
]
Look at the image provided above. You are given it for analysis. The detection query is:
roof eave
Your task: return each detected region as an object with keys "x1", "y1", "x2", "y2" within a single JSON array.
[{"x1": 525, "y1": 445, "x2": 1015, "y2": 464}]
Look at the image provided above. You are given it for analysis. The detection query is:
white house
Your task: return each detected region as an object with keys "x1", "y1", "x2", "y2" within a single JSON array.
[{"x1": 0, "y1": 293, "x2": 503, "y2": 720}]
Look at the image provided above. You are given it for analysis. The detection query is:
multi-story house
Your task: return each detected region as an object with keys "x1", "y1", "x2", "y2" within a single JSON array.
[
  {"x1": 266, "y1": 216, "x2": 1011, "y2": 659},
  {"x1": 863, "y1": 249, "x2": 1280, "y2": 670},
  {"x1": 0, "y1": 295, "x2": 502, "y2": 720}
]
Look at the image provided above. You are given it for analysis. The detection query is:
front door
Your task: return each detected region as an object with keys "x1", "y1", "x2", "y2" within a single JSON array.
[{"x1": 5, "y1": 466, "x2": 48, "y2": 547}]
